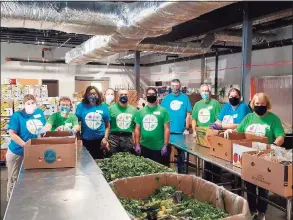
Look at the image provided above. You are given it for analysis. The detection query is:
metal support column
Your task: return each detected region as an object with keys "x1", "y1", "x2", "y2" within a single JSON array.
[
  {"x1": 215, "y1": 51, "x2": 219, "y2": 95},
  {"x1": 241, "y1": 2, "x2": 253, "y2": 103},
  {"x1": 135, "y1": 51, "x2": 141, "y2": 97},
  {"x1": 200, "y1": 57, "x2": 206, "y2": 84}
]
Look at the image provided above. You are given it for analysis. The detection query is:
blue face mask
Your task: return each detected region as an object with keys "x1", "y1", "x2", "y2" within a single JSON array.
[
  {"x1": 88, "y1": 94, "x2": 97, "y2": 103},
  {"x1": 60, "y1": 106, "x2": 70, "y2": 114},
  {"x1": 201, "y1": 92, "x2": 210, "y2": 100},
  {"x1": 119, "y1": 96, "x2": 128, "y2": 104}
]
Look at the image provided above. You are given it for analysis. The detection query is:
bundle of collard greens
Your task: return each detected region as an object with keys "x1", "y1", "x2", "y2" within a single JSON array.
[
  {"x1": 97, "y1": 153, "x2": 174, "y2": 182},
  {"x1": 119, "y1": 186, "x2": 229, "y2": 220}
]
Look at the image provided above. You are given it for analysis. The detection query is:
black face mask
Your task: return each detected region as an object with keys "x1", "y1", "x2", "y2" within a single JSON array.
[
  {"x1": 119, "y1": 96, "x2": 128, "y2": 104},
  {"x1": 229, "y1": 97, "x2": 240, "y2": 106},
  {"x1": 254, "y1": 106, "x2": 267, "y2": 116},
  {"x1": 147, "y1": 95, "x2": 157, "y2": 104}
]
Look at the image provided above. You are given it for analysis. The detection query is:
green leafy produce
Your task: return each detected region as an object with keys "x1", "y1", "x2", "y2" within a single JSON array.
[
  {"x1": 98, "y1": 153, "x2": 174, "y2": 182},
  {"x1": 119, "y1": 186, "x2": 229, "y2": 220}
]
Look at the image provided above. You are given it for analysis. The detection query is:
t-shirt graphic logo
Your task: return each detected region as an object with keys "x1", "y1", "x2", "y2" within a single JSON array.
[
  {"x1": 223, "y1": 115, "x2": 235, "y2": 124},
  {"x1": 198, "y1": 108, "x2": 211, "y2": 124},
  {"x1": 56, "y1": 124, "x2": 71, "y2": 131},
  {"x1": 116, "y1": 113, "x2": 132, "y2": 130},
  {"x1": 26, "y1": 119, "x2": 43, "y2": 135},
  {"x1": 246, "y1": 124, "x2": 270, "y2": 137},
  {"x1": 170, "y1": 100, "x2": 183, "y2": 111},
  {"x1": 142, "y1": 114, "x2": 158, "y2": 131},
  {"x1": 44, "y1": 149, "x2": 56, "y2": 164},
  {"x1": 85, "y1": 112, "x2": 102, "y2": 130}
]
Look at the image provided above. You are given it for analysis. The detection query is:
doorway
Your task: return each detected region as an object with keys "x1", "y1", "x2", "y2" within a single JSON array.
[{"x1": 42, "y1": 80, "x2": 59, "y2": 97}]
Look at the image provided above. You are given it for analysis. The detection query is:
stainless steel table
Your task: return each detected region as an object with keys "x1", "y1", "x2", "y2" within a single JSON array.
[
  {"x1": 4, "y1": 147, "x2": 130, "y2": 220},
  {"x1": 170, "y1": 134, "x2": 292, "y2": 220}
]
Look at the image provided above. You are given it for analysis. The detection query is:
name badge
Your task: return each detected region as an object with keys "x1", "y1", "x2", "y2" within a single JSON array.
[
  {"x1": 153, "y1": 111, "x2": 160, "y2": 115},
  {"x1": 34, "y1": 114, "x2": 41, "y2": 118},
  {"x1": 96, "y1": 110, "x2": 103, "y2": 114}
]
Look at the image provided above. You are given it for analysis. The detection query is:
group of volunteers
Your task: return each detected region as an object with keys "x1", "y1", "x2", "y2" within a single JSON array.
[{"x1": 6, "y1": 79, "x2": 285, "y2": 220}]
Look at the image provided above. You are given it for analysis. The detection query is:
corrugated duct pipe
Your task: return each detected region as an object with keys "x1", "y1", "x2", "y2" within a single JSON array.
[{"x1": 64, "y1": 1, "x2": 233, "y2": 64}]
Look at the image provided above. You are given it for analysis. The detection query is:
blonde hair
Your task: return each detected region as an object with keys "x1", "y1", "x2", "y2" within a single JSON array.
[
  {"x1": 250, "y1": 93, "x2": 272, "y2": 110},
  {"x1": 24, "y1": 94, "x2": 36, "y2": 104},
  {"x1": 59, "y1": 96, "x2": 72, "y2": 106}
]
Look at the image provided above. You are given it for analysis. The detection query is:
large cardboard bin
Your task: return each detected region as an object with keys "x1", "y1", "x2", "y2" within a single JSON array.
[
  {"x1": 24, "y1": 137, "x2": 77, "y2": 169},
  {"x1": 195, "y1": 127, "x2": 223, "y2": 148},
  {"x1": 242, "y1": 150, "x2": 293, "y2": 197},
  {"x1": 111, "y1": 173, "x2": 250, "y2": 220},
  {"x1": 209, "y1": 132, "x2": 268, "y2": 162}
]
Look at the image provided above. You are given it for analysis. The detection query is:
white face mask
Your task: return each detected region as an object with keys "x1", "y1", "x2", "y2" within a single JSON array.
[
  {"x1": 25, "y1": 104, "x2": 37, "y2": 114},
  {"x1": 105, "y1": 95, "x2": 114, "y2": 104}
]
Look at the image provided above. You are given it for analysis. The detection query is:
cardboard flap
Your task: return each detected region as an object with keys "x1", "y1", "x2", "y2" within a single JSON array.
[
  {"x1": 28, "y1": 137, "x2": 76, "y2": 146},
  {"x1": 44, "y1": 131, "x2": 73, "y2": 137}
]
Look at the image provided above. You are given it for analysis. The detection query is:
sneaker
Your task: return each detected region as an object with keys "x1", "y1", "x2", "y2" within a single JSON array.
[{"x1": 256, "y1": 212, "x2": 265, "y2": 220}]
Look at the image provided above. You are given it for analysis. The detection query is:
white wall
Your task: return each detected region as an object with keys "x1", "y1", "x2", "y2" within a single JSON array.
[
  {"x1": 148, "y1": 45, "x2": 293, "y2": 89},
  {"x1": 1, "y1": 42, "x2": 150, "y2": 97}
]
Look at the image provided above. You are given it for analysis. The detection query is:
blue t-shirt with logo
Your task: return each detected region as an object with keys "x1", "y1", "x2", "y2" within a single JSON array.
[
  {"x1": 161, "y1": 93, "x2": 192, "y2": 133},
  {"x1": 8, "y1": 108, "x2": 46, "y2": 156},
  {"x1": 75, "y1": 103, "x2": 110, "y2": 140},
  {"x1": 217, "y1": 102, "x2": 251, "y2": 125}
]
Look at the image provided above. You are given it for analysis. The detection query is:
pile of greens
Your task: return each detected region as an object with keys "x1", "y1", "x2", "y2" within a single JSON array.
[
  {"x1": 97, "y1": 153, "x2": 174, "y2": 182},
  {"x1": 119, "y1": 186, "x2": 229, "y2": 220}
]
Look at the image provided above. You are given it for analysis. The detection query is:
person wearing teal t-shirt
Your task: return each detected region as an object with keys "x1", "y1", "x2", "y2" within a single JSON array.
[
  {"x1": 234, "y1": 93, "x2": 285, "y2": 220},
  {"x1": 108, "y1": 89, "x2": 137, "y2": 156},
  {"x1": 7, "y1": 94, "x2": 46, "y2": 201}
]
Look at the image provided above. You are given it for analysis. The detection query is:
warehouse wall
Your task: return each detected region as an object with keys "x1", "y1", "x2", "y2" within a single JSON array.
[
  {"x1": 148, "y1": 45, "x2": 293, "y2": 90},
  {"x1": 1, "y1": 43, "x2": 150, "y2": 97}
]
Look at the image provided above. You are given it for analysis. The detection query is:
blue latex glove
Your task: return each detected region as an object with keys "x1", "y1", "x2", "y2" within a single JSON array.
[
  {"x1": 134, "y1": 144, "x2": 141, "y2": 155},
  {"x1": 161, "y1": 144, "x2": 168, "y2": 156},
  {"x1": 69, "y1": 128, "x2": 77, "y2": 135},
  {"x1": 209, "y1": 123, "x2": 222, "y2": 130},
  {"x1": 36, "y1": 127, "x2": 46, "y2": 137}
]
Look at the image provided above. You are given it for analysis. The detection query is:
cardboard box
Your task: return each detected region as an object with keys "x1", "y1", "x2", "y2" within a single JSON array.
[
  {"x1": 209, "y1": 132, "x2": 268, "y2": 162},
  {"x1": 242, "y1": 150, "x2": 292, "y2": 197},
  {"x1": 24, "y1": 137, "x2": 77, "y2": 169},
  {"x1": 0, "y1": 149, "x2": 7, "y2": 161},
  {"x1": 111, "y1": 173, "x2": 251, "y2": 220},
  {"x1": 1, "y1": 118, "x2": 10, "y2": 130},
  {"x1": 232, "y1": 142, "x2": 269, "y2": 168},
  {"x1": 195, "y1": 127, "x2": 223, "y2": 148},
  {"x1": 1, "y1": 100, "x2": 13, "y2": 116},
  {"x1": 0, "y1": 137, "x2": 11, "y2": 149}
]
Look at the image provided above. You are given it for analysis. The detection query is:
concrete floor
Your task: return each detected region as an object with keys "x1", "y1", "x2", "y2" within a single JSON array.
[{"x1": 0, "y1": 167, "x2": 289, "y2": 220}]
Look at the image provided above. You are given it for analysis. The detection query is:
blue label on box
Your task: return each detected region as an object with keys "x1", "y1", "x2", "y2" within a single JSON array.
[{"x1": 44, "y1": 149, "x2": 56, "y2": 164}]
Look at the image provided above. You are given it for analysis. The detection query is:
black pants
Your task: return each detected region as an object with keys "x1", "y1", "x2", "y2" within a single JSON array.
[
  {"x1": 246, "y1": 182, "x2": 269, "y2": 213},
  {"x1": 82, "y1": 138, "x2": 104, "y2": 159},
  {"x1": 204, "y1": 161, "x2": 221, "y2": 183},
  {"x1": 141, "y1": 145, "x2": 170, "y2": 167}
]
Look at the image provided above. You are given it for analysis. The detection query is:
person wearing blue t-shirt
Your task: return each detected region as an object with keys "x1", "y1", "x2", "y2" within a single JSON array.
[
  {"x1": 210, "y1": 88, "x2": 251, "y2": 130},
  {"x1": 161, "y1": 79, "x2": 192, "y2": 173},
  {"x1": 208, "y1": 88, "x2": 251, "y2": 184},
  {"x1": 76, "y1": 86, "x2": 110, "y2": 160},
  {"x1": 6, "y1": 94, "x2": 46, "y2": 201}
]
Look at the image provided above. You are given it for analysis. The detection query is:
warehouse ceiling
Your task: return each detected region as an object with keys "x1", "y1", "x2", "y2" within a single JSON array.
[{"x1": 1, "y1": 1, "x2": 292, "y2": 65}]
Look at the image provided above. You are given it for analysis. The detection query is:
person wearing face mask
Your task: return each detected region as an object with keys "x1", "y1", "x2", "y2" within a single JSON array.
[
  {"x1": 75, "y1": 86, "x2": 111, "y2": 159},
  {"x1": 191, "y1": 84, "x2": 221, "y2": 182},
  {"x1": 210, "y1": 88, "x2": 251, "y2": 130},
  {"x1": 107, "y1": 89, "x2": 137, "y2": 156},
  {"x1": 161, "y1": 79, "x2": 192, "y2": 173},
  {"x1": 233, "y1": 93, "x2": 285, "y2": 220},
  {"x1": 134, "y1": 87, "x2": 171, "y2": 166},
  {"x1": 44, "y1": 97, "x2": 80, "y2": 134},
  {"x1": 6, "y1": 94, "x2": 46, "y2": 201},
  {"x1": 103, "y1": 88, "x2": 115, "y2": 107}
]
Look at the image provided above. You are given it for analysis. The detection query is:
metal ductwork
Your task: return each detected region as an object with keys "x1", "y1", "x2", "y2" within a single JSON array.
[{"x1": 64, "y1": 1, "x2": 233, "y2": 64}]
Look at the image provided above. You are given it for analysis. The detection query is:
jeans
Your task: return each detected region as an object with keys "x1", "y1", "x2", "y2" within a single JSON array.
[
  {"x1": 177, "y1": 149, "x2": 185, "y2": 174},
  {"x1": 246, "y1": 182, "x2": 269, "y2": 213},
  {"x1": 204, "y1": 161, "x2": 221, "y2": 183}
]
